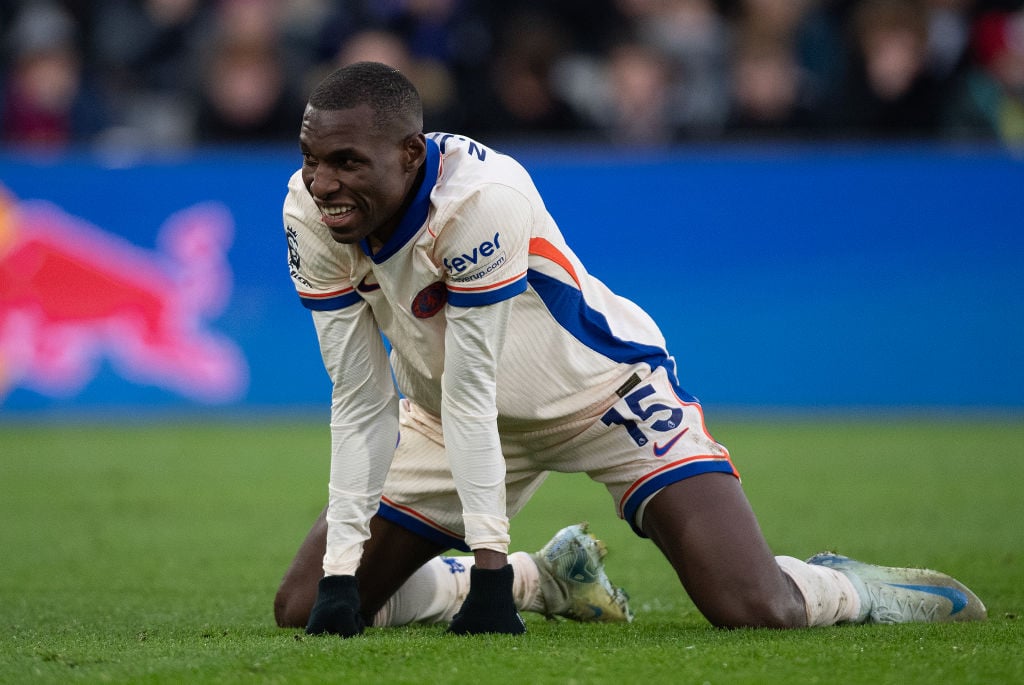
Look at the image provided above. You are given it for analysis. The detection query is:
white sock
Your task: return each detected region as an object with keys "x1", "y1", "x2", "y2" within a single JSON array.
[
  {"x1": 510, "y1": 551, "x2": 543, "y2": 614},
  {"x1": 776, "y1": 556, "x2": 863, "y2": 626},
  {"x1": 371, "y1": 551, "x2": 542, "y2": 626}
]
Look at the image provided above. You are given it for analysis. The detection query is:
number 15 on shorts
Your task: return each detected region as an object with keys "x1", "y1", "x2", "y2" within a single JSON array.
[{"x1": 600, "y1": 383, "x2": 683, "y2": 448}]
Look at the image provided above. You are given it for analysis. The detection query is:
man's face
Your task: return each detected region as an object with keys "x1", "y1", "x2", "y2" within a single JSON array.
[{"x1": 299, "y1": 104, "x2": 424, "y2": 246}]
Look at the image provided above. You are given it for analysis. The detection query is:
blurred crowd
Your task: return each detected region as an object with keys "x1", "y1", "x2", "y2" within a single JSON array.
[{"x1": 2, "y1": 0, "x2": 1024, "y2": 154}]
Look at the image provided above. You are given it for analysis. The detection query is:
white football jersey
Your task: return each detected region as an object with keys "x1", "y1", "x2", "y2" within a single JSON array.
[
  {"x1": 284, "y1": 133, "x2": 692, "y2": 426},
  {"x1": 283, "y1": 132, "x2": 695, "y2": 571}
]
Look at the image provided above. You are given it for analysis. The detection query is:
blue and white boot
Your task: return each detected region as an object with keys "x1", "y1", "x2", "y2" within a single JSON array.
[
  {"x1": 807, "y1": 553, "x2": 987, "y2": 624},
  {"x1": 532, "y1": 523, "x2": 634, "y2": 623}
]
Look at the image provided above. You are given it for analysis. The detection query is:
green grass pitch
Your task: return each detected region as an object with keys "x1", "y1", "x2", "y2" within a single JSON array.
[{"x1": 1, "y1": 416, "x2": 1022, "y2": 684}]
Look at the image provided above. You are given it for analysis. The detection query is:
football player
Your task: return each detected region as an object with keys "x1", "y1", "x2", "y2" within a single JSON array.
[{"x1": 277, "y1": 61, "x2": 986, "y2": 637}]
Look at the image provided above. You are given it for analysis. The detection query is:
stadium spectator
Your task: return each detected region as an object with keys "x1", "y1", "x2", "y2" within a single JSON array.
[
  {"x1": 617, "y1": 0, "x2": 733, "y2": 137},
  {"x1": 924, "y1": 0, "x2": 976, "y2": 79},
  {"x1": 90, "y1": 0, "x2": 207, "y2": 94},
  {"x1": 3, "y1": 0, "x2": 1024, "y2": 147},
  {"x1": 1, "y1": 2, "x2": 111, "y2": 149},
  {"x1": 88, "y1": 0, "x2": 209, "y2": 149},
  {"x1": 724, "y1": 29, "x2": 823, "y2": 137},
  {"x1": 193, "y1": 37, "x2": 303, "y2": 144},
  {"x1": 556, "y1": 38, "x2": 681, "y2": 146},
  {"x1": 465, "y1": 8, "x2": 590, "y2": 141},
  {"x1": 604, "y1": 40, "x2": 681, "y2": 145},
  {"x1": 188, "y1": 0, "x2": 304, "y2": 143},
  {"x1": 331, "y1": 28, "x2": 461, "y2": 133},
  {"x1": 824, "y1": 0, "x2": 954, "y2": 137},
  {"x1": 727, "y1": 0, "x2": 838, "y2": 88},
  {"x1": 945, "y1": 8, "x2": 1024, "y2": 142}
]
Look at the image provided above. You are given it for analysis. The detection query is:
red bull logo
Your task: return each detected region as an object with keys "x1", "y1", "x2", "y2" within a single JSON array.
[{"x1": 0, "y1": 186, "x2": 247, "y2": 405}]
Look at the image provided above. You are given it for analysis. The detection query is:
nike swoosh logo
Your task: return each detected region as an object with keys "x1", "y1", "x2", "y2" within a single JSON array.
[
  {"x1": 888, "y1": 583, "x2": 970, "y2": 615},
  {"x1": 652, "y1": 428, "x2": 689, "y2": 457},
  {"x1": 356, "y1": 276, "x2": 380, "y2": 292}
]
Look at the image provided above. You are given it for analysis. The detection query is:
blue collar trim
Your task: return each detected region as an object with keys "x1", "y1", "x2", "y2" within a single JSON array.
[{"x1": 364, "y1": 137, "x2": 440, "y2": 263}]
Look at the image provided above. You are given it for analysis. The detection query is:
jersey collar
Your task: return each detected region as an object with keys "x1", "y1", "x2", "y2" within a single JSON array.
[{"x1": 363, "y1": 136, "x2": 440, "y2": 263}]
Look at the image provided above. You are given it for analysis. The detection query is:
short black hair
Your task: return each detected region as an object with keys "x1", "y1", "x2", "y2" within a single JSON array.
[{"x1": 308, "y1": 61, "x2": 423, "y2": 135}]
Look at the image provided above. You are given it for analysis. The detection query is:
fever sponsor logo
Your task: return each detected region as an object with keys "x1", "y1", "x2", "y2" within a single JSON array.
[
  {"x1": 443, "y1": 232, "x2": 504, "y2": 279},
  {"x1": 0, "y1": 186, "x2": 247, "y2": 405}
]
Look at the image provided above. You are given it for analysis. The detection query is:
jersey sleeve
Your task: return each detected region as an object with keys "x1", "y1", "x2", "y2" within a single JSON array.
[
  {"x1": 430, "y1": 184, "x2": 533, "y2": 552},
  {"x1": 440, "y1": 295, "x2": 514, "y2": 552},
  {"x1": 282, "y1": 170, "x2": 362, "y2": 312},
  {"x1": 282, "y1": 170, "x2": 398, "y2": 576},
  {"x1": 313, "y1": 306, "x2": 400, "y2": 576},
  {"x1": 434, "y1": 183, "x2": 531, "y2": 307}
]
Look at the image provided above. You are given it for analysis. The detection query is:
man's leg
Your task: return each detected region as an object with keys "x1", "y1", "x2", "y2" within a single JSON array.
[
  {"x1": 640, "y1": 473, "x2": 813, "y2": 629},
  {"x1": 357, "y1": 515, "x2": 451, "y2": 621},
  {"x1": 275, "y1": 512, "x2": 633, "y2": 629},
  {"x1": 376, "y1": 522, "x2": 633, "y2": 627},
  {"x1": 274, "y1": 506, "x2": 328, "y2": 628},
  {"x1": 640, "y1": 472, "x2": 986, "y2": 627},
  {"x1": 274, "y1": 507, "x2": 445, "y2": 628}
]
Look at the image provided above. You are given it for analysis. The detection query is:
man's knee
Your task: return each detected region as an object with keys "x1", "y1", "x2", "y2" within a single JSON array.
[
  {"x1": 640, "y1": 475, "x2": 808, "y2": 630},
  {"x1": 274, "y1": 579, "x2": 315, "y2": 628}
]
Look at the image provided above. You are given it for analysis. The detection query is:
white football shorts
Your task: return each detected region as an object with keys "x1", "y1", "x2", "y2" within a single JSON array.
[{"x1": 376, "y1": 366, "x2": 738, "y2": 551}]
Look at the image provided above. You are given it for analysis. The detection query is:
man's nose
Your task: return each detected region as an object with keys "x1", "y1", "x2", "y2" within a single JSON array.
[{"x1": 310, "y1": 166, "x2": 341, "y2": 199}]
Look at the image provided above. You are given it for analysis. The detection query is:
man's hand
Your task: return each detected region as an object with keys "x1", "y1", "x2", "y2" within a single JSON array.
[
  {"x1": 305, "y1": 575, "x2": 366, "y2": 637},
  {"x1": 447, "y1": 564, "x2": 526, "y2": 635}
]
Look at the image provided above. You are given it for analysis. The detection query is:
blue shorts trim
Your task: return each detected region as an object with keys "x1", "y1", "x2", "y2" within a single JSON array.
[
  {"x1": 377, "y1": 498, "x2": 470, "y2": 552},
  {"x1": 621, "y1": 459, "x2": 739, "y2": 537}
]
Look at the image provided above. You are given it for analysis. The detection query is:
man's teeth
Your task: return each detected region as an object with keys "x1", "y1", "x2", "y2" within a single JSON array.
[{"x1": 323, "y1": 206, "x2": 353, "y2": 217}]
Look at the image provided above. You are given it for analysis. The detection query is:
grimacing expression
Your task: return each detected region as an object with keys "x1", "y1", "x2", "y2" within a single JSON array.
[{"x1": 299, "y1": 104, "x2": 425, "y2": 246}]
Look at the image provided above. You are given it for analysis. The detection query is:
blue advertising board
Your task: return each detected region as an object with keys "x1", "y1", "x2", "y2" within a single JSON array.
[{"x1": 1, "y1": 144, "x2": 1021, "y2": 416}]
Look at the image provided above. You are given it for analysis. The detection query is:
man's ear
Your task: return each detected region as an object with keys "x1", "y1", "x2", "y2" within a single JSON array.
[{"x1": 404, "y1": 133, "x2": 427, "y2": 172}]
